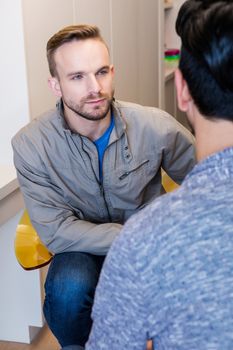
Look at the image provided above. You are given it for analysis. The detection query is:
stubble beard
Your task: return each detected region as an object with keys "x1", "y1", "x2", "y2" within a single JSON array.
[{"x1": 63, "y1": 92, "x2": 114, "y2": 121}]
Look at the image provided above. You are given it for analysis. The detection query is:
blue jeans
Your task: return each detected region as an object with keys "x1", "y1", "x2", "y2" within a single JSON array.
[{"x1": 43, "y1": 252, "x2": 105, "y2": 349}]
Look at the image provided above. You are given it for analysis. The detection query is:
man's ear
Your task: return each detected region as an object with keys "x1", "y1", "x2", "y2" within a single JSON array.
[
  {"x1": 175, "y1": 68, "x2": 192, "y2": 112},
  {"x1": 48, "y1": 77, "x2": 62, "y2": 97},
  {"x1": 110, "y1": 64, "x2": 115, "y2": 78}
]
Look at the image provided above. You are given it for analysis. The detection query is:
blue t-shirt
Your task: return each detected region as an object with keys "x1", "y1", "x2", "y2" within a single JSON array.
[{"x1": 94, "y1": 113, "x2": 114, "y2": 181}]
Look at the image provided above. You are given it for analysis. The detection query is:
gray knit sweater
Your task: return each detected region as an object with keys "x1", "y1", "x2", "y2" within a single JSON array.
[{"x1": 86, "y1": 147, "x2": 233, "y2": 350}]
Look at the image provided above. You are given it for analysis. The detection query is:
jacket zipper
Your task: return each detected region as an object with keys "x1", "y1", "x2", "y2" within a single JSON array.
[
  {"x1": 99, "y1": 182, "x2": 111, "y2": 221},
  {"x1": 119, "y1": 159, "x2": 149, "y2": 180}
]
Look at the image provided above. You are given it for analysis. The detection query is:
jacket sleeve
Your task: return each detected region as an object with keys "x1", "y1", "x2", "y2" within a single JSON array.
[
  {"x1": 161, "y1": 118, "x2": 196, "y2": 184},
  {"x1": 12, "y1": 140, "x2": 122, "y2": 255}
]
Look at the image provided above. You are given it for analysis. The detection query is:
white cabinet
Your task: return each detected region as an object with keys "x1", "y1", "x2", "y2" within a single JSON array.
[
  {"x1": 164, "y1": 0, "x2": 173, "y2": 8},
  {"x1": 165, "y1": 73, "x2": 191, "y2": 131},
  {"x1": 21, "y1": 0, "x2": 163, "y2": 120},
  {"x1": 21, "y1": 0, "x2": 190, "y2": 118},
  {"x1": 112, "y1": 0, "x2": 162, "y2": 107},
  {"x1": 165, "y1": 73, "x2": 176, "y2": 118},
  {"x1": 21, "y1": 0, "x2": 74, "y2": 119},
  {"x1": 162, "y1": 0, "x2": 191, "y2": 130}
]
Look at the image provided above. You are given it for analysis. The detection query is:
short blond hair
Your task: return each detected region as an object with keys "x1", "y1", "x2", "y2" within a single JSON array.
[{"x1": 46, "y1": 24, "x2": 106, "y2": 77}]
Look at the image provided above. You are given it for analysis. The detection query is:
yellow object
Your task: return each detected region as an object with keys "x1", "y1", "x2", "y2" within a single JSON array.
[
  {"x1": 162, "y1": 170, "x2": 179, "y2": 192},
  {"x1": 15, "y1": 210, "x2": 53, "y2": 270},
  {"x1": 15, "y1": 172, "x2": 177, "y2": 270}
]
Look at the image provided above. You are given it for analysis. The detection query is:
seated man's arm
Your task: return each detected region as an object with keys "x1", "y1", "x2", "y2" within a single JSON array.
[
  {"x1": 161, "y1": 116, "x2": 196, "y2": 184},
  {"x1": 12, "y1": 141, "x2": 122, "y2": 255}
]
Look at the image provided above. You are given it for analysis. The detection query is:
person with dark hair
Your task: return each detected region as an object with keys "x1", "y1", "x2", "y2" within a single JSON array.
[
  {"x1": 86, "y1": 1, "x2": 233, "y2": 349},
  {"x1": 11, "y1": 24, "x2": 195, "y2": 350}
]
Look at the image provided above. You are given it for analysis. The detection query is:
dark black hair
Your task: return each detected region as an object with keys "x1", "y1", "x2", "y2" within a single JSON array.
[{"x1": 176, "y1": 0, "x2": 233, "y2": 121}]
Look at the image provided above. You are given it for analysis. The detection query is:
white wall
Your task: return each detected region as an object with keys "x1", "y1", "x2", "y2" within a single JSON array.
[
  {"x1": 0, "y1": 0, "x2": 163, "y2": 168},
  {"x1": 164, "y1": 0, "x2": 184, "y2": 50},
  {"x1": 21, "y1": 0, "x2": 161, "y2": 118},
  {"x1": 21, "y1": 0, "x2": 74, "y2": 119},
  {"x1": 0, "y1": 0, "x2": 30, "y2": 165}
]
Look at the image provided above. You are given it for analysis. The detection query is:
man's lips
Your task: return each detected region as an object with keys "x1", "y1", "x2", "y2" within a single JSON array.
[{"x1": 85, "y1": 98, "x2": 106, "y2": 104}]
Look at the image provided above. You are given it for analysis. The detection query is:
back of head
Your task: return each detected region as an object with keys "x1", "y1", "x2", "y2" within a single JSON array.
[
  {"x1": 176, "y1": 0, "x2": 233, "y2": 122},
  {"x1": 47, "y1": 24, "x2": 106, "y2": 77}
]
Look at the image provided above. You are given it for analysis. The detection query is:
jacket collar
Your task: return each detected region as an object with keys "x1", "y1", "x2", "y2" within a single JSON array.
[
  {"x1": 109, "y1": 100, "x2": 126, "y2": 141},
  {"x1": 56, "y1": 99, "x2": 71, "y2": 132},
  {"x1": 110, "y1": 100, "x2": 132, "y2": 163}
]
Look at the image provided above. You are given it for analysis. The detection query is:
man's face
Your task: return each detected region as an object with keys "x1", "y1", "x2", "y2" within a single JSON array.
[{"x1": 52, "y1": 38, "x2": 114, "y2": 121}]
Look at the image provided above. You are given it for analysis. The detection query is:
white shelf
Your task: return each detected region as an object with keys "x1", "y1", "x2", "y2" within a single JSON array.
[
  {"x1": 0, "y1": 165, "x2": 18, "y2": 200},
  {"x1": 164, "y1": 3, "x2": 173, "y2": 9},
  {"x1": 165, "y1": 67, "x2": 175, "y2": 82},
  {"x1": 164, "y1": 0, "x2": 173, "y2": 9}
]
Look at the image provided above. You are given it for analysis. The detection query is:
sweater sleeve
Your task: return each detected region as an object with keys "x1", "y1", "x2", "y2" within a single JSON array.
[{"x1": 86, "y1": 220, "x2": 150, "y2": 350}]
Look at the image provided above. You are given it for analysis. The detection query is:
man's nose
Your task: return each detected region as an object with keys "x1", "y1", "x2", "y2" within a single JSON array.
[{"x1": 88, "y1": 75, "x2": 101, "y2": 94}]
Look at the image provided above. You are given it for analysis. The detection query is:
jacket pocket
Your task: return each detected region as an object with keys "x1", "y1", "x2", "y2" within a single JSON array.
[{"x1": 119, "y1": 159, "x2": 149, "y2": 180}]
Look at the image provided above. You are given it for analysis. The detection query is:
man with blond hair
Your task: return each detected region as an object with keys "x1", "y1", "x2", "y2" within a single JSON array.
[{"x1": 12, "y1": 24, "x2": 195, "y2": 349}]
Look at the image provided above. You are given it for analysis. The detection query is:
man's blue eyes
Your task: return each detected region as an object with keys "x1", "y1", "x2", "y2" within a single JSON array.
[
  {"x1": 72, "y1": 71, "x2": 108, "y2": 80},
  {"x1": 98, "y1": 70, "x2": 108, "y2": 75},
  {"x1": 72, "y1": 74, "x2": 83, "y2": 80}
]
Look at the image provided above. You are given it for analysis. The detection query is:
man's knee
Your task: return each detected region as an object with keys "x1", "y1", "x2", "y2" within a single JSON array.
[{"x1": 44, "y1": 252, "x2": 102, "y2": 308}]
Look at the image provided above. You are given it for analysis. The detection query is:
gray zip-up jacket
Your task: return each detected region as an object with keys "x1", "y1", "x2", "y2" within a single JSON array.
[{"x1": 12, "y1": 100, "x2": 195, "y2": 255}]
